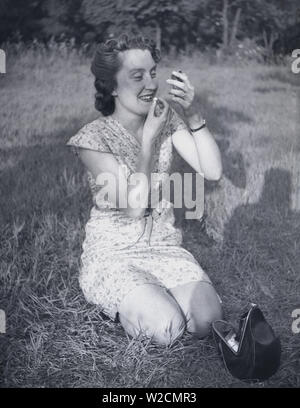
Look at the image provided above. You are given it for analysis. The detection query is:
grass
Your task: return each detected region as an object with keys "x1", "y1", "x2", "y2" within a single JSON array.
[{"x1": 0, "y1": 45, "x2": 300, "y2": 387}]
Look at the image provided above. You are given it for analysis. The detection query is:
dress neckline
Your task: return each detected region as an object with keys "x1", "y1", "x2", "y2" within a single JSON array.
[{"x1": 103, "y1": 115, "x2": 143, "y2": 146}]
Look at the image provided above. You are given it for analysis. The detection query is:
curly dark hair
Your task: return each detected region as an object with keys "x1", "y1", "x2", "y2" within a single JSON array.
[{"x1": 90, "y1": 33, "x2": 161, "y2": 116}]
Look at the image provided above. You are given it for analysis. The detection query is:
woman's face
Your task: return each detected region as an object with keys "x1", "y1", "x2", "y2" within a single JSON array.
[{"x1": 113, "y1": 48, "x2": 159, "y2": 117}]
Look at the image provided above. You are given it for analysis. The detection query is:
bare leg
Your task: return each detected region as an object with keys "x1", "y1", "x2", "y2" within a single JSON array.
[
  {"x1": 168, "y1": 281, "x2": 223, "y2": 339},
  {"x1": 118, "y1": 284, "x2": 186, "y2": 347}
]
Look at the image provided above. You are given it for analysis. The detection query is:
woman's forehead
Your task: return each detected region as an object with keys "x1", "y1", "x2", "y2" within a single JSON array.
[{"x1": 119, "y1": 49, "x2": 155, "y2": 71}]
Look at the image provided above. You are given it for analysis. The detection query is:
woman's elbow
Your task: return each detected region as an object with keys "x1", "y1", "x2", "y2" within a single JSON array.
[
  {"x1": 213, "y1": 166, "x2": 223, "y2": 181},
  {"x1": 204, "y1": 165, "x2": 223, "y2": 181},
  {"x1": 198, "y1": 153, "x2": 222, "y2": 181}
]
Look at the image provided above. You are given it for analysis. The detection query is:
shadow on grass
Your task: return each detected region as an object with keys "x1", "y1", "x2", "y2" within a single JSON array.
[
  {"x1": 204, "y1": 167, "x2": 299, "y2": 386},
  {"x1": 221, "y1": 167, "x2": 299, "y2": 289}
]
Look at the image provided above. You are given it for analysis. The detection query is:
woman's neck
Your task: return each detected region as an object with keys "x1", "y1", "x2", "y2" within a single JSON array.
[{"x1": 111, "y1": 108, "x2": 146, "y2": 142}]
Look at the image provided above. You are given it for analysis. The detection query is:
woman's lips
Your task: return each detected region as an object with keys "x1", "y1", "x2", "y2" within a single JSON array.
[
  {"x1": 138, "y1": 91, "x2": 157, "y2": 102},
  {"x1": 139, "y1": 95, "x2": 155, "y2": 102}
]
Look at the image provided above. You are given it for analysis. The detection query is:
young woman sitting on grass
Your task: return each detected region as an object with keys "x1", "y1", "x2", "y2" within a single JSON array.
[{"x1": 66, "y1": 34, "x2": 223, "y2": 346}]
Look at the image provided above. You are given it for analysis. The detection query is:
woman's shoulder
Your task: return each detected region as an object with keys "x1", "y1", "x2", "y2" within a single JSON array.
[
  {"x1": 67, "y1": 116, "x2": 107, "y2": 141},
  {"x1": 66, "y1": 116, "x2": 111, "y2": 155}
]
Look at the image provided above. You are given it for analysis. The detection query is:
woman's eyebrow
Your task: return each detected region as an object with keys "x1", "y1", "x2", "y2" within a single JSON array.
[{"x1": 129, "y1": 65, "x2": 157, "y2": 73}]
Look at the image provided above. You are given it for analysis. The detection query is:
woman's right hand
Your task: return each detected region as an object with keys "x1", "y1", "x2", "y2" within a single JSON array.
[{"x1": 142, "y1": 97, "x2": 169, "y2": 151}]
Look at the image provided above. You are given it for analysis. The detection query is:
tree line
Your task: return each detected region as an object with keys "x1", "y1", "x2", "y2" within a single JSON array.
[{"x1": 0, "y1": 0, "x2": 299, "y2": 54}]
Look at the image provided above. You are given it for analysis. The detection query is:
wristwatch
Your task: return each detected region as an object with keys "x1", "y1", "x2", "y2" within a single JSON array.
[{"x1": 190, "y1": 119, "x2": 206, "y2": 133}]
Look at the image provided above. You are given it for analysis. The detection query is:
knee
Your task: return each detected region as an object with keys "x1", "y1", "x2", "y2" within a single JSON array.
[
  {"x1": 120, "y1": 308, "x2": 186, "y2": 347},
  {"x1": 152, "y1": 311, "x2": 186, "y2": 346},
  {"x1": 187, "y1": 300, "x2": 223, "y2": 339}
]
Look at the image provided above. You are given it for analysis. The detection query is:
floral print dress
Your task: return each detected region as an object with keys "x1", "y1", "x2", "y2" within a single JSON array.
[{"x1": 66, "y1": 106, "x2": 212, "y2": 322}]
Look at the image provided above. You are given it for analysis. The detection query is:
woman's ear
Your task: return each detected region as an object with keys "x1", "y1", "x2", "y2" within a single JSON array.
[{"x1": 111, "y1": 90, "x2": 118, "y2": 97}]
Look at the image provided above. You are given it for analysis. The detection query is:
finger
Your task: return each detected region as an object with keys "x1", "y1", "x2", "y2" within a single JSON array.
[
  {"x1": 162, "y1": 101, "x2": 170, "y2": 118},
  {"x1": 153, "y1": 97, "x2": 162, "y2": 117},
  {"x1": 158, "y1": 98, "x2": 170, "y2": 118},
  {"x1": 171, "y1": 71, "x2": 188, "y2": 82},
  {"x1": 171, "y1": 71, "x2": 192, "y2": 92},
  {"x1": 166, "y1": 79, "x2": 186, "y2": 90},
  {"x1": 158, "y1": 97, "x2": 169, "y2": 108},
  {"x1": 156, "y1": 97, "x2": 170, "y2": 110},
  {"x1": 153, "y1": 97, "x2": 168, "y2": 118},
  {"x1": 154, "y1": 97, "x2": 169, "y2": 119},
  {"x1": 171, "y1": 94, "x2": 187, "y2": 103},
  {"x1": 169, "y1": 88, "x2": 186, "y2": 97}
]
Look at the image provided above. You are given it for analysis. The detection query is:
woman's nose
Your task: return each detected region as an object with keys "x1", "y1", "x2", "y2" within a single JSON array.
[{"x1": 145, "y1": 75, "x2": 158, "y2": 90}]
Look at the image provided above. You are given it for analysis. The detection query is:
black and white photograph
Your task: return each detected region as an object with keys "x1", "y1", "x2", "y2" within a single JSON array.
[{"x1": 0, "y1": 0, "x2": 299, "y2": 391}]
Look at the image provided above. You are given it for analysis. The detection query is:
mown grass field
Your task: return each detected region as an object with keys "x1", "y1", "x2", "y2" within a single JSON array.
[{"x1": 0, "y1": 46, "x2": 299, "y2": 387}]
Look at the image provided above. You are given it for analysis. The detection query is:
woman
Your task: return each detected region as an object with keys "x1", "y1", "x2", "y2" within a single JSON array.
[{"x1": 66, "y1": 34, "x2": 223, "y2": 346}]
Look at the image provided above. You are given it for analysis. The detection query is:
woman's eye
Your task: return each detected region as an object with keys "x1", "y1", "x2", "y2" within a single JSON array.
[{"x1": 133, "y1": 72, "x2": 156, "y2": 81}]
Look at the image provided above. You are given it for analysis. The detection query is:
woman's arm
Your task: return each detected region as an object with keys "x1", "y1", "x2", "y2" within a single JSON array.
[
  {"x1": 167, "y1": 71, "x2": 223, "y2": 181},
  {"x1": 171, "y1": 124, "x2": 222, "y2": 181},
  {"x1": 79, "y1": 145, "x2": 154, "y2": 219},
  {"x1": 174, "y1": 111, "x2": 222, "y2": 181},
  {"x1": 188, "y1": 113, "x2": 222, "y2": 181}
]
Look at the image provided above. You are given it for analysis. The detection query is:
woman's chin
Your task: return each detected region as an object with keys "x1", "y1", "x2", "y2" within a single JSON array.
[{"x1": 138, "y1": 103, "x2": 151, "y2": 115}]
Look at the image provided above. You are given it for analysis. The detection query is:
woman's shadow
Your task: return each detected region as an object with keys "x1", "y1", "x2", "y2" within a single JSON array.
[{"x1": 216, "y1": 167, "x2": 300, "y2": 317}]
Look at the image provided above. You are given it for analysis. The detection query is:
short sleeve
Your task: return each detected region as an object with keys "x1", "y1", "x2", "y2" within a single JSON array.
[
  {"x1": 66, "y1": 120, "x2": 111, "y2": 157},
  {"x1": 168, "y1": 107, "x2": 189, "y2": 135}
]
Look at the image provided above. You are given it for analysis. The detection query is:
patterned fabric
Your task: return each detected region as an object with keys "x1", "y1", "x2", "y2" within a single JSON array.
[{"x1": 66, "y1": 106, "x2": 212, "y2": 322}]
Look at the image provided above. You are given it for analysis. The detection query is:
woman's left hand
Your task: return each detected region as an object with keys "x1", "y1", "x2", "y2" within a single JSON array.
[{"x1": 166, "y1": 71, "x2": 195, "y2": 112}]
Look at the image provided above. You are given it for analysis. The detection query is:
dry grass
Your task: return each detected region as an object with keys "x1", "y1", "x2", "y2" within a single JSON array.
[{"x1": 0, "y1": 46, "x2": 299, "y2": 387}]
